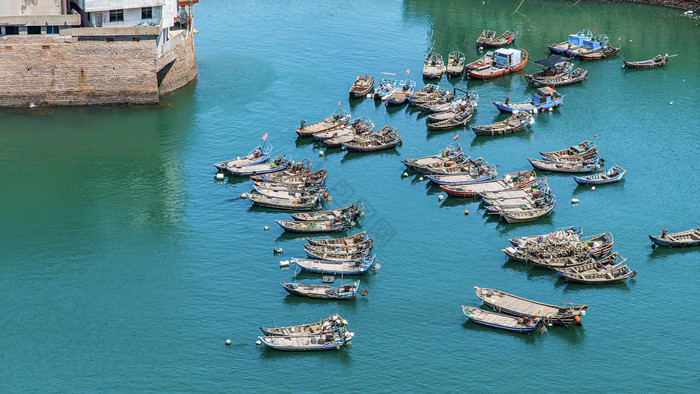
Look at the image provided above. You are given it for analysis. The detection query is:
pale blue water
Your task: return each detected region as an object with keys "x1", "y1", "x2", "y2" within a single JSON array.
[{"x1": 1, "y1": 0, "x2": 699, "y2": 391}]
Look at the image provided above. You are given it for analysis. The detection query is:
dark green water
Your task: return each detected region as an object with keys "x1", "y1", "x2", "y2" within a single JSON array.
[{"x1": 1, "y1": 0, "x2": 699, "y2": 391}]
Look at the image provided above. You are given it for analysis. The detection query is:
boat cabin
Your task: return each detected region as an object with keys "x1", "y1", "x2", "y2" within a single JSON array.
[
  {"x1": 568, "y1": 33, "x2": 586, "y2": 47},
  {"x1": 582, "y1": 37, "x2": 604, "y2": 50},
  {"x1": 532, "y1": 87, "x2": 558, "y2": 105},
  {"x1": 495, "y1": 48, "x2": 521, "y2": 67}
]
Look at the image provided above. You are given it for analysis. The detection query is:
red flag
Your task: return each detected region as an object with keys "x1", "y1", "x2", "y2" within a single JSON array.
[
  {"x1": 262, "y1": 133, "x2": 268, "y2": 141},
  {"x1": 593, "y1": 135, "x2": 598, "y2": 138},
  {"x1": 406, "y1": 69, "x2": 410, "y2": 75},
  {"x1": 337, "y1": 101, "x2": 341, "y2": 106},
  {"x1": 507, "y1": 36, "x2": 513, "y2": 44},
  {"x1": 453, "y1": 134, "x2": 459, "y2": 141}
]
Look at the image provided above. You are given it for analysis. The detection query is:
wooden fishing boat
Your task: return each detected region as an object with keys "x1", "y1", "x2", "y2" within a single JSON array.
[
  {"x1": 401, "y1": 142, "x2": 463, "y2": 173},
  {"x1": 468, "y1": 48, "x2": 529, "y2": 80},
  {"x1": 290, "y1": 201, "x2": 363, "y2": 221},
  {"x1": 246, "y1": 193, "x2": 319, "y2": 210},
  {"x1": 322, "y1": 120, "x2": 375, "y2": 148},
  {"x1": 258, "y1": 331, "x2": 353, "y2": 351},
  {"x1": 528, "y1": 157, "x2": 600, "y2": 173},
  {"x1": 473, "y1": 286, "x2": 588, "y2": 326},
  {"x1": 540, "y1": 140, "x2": 596, "y2": 161},
  {"x1": 307, "y1": 231, "x2": 371, "y2": 247},
  {"x1": 578, "y1": 45, "x2": 620, "y2": 61},
  {"x1": 548, "y1": 29, "x2": 610, "y2": 58},
  {"x1": 573, "y1": 165, "x2": 626, "y2": 185},
  {"x1": 304, "y1": 241, "x2": 373, "y2": 256},
  {"x1": 253, "y1": 168, "x2": 328, "y2": 184},
  {"x1": 374, "y1": 77, "x2": 398, "y2": 100},
  {"x1": 313, "y1": 117, "x2": 374, "y2": 141},
  {"x1": 479, "y1": 177, "x2": 550, "y2": 200},
  {"x1": 480, "y1": 30, "x2": 518, "y2": 48},
  {"x1": 554, "y1": 252, "x2": 626, "y2": 274},
  {"x1": 260, "y1": 313, "x2": 347, "y2": 336},
  {"x1": 349, "y1": 75, "x2": 375, "y2": 98},
  {"x1": 485, "y1": 194, "x2": 556, "y2": 214},
  {"x1": 446, "y1": 51, "x2": 466, "y2": 76},
  {"x1": 383, "y1": 79, "x2": 416, "y2": 105},
  {"x1": 461, "y1": 306, "x2": 541, "y2": 333},
  {"x1": 226, "y1": 155, "x2": 293, "y2": 176},
  {"x1": 508, "y1": 226, "x2": 582, "y2": 248},
  {"x1": 493, "y1": 87, "x2": 564, "y2": 113},
  {"x1": 407, "y1": 84, "x2": 441, "y2": 105},
  {"x1": 623, "y1": 54, "x2": 668, "y2": 69},
  {"x1": 528, "y1": 68, "x2": 588, "y2": 88},
  {"x1": 427, "y1": 164, "x2": 497, "y2": 185},
  {"x1": 293, "y1": 255, "x2": 377, "y2": 275},
  {"x1": 504, "y1": 231, "x2": 614, "y2": 265},
  {"x1": 471, "y1": 112, "x2": 534, "y2": 136},
  {"x1": 465, "y1": 51, "x2": 494, "y2": 71},
  {"x1": 304, "y1": 246, "x2": 369, "y2": 261},
  {"x1": 427, "y1": 106, "x2": 475, "y2": 131},
  {"x1": 425, "y1": 156, "x2": 481, "y2": 175},
  {"x1": 254, "y1": 185, "x2": 325, "y2": 200},
  {"x1": 214, "y1": 140, "x2": 272, "y2": 173},
  {"x1": 475, "y1": 30, "x2": 496, "y2": 46},
  {"x1": 649, "y1": 228, "x2": 700, "y2": 248},
  {"x1": 423, "y1": 53, "x2": 445, "y2": 79},
  {"x1": 500, "y1": 201, "x2": 556, "y2": 224},
  {"x1": 276, "y1": 219, "x2": 349, "y2": 234},
  {"x1": 296, "y1": 109, "x2": 351, "y2": 137},
  {"x1": 557, "y1": 264, "x2": 636, "y2": 284},
  {"x1": 440, "y1": 170, "x2": 537, "y2": 198},
  {"x1": 282, "y1": 280, "x2": 361, "y2": 300},
  {"x1": 524, "y1": 55, "x2": 573, "y2": 83},
  {"x1": 342, "y1": 126, "x2": 401, "y2": 152}
]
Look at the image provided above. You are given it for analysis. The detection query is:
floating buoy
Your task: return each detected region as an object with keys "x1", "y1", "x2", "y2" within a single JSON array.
[
  {"x1": 256, "y1": 339, "x2": 262, "y2": 345},
  {"x1": 226, "y1": 339, "x2": 231, "y2": 346},
  {"x1": 240, "y1": 193, "x2": 246, "y2": 199},
  {"x1": 319, "y1": 150, "x2": 324, "y2": 157},
  {"x1": 571, "y1": 198, "x2": 579, "y2": 204},
  {"x1": 418, "y1": 176, "x2": 424, "y2": 181},
  {"x1": 591, "y1": 186, "x2": 596, "y2": 191},
  {"x1": 402, "y1": 172, "x2": 408, "y2": 178},
  {"x1": 438, "y1": 195, "x2": 444, "y2": 201},
  {"x1": 264, "y1": 226, "x2": 269, "y2": 231},
  {"x1": 533, "y1": 109, "x2": 538, "y2": 114},
  {"x1": 669, "y1": 101, "x2": 673, "y2": 106},
  {"x1": 280, "y1": 260, "x2": 290, "y2": 267},
  {"x1": 216, "y1": 173, "x2": 225, "y2": 180},
  {"x1": 323, "y1": 192, "x2": 329, "y2": 198},
  {"x1": 273, "y1": 247, "x2": 283, "y2": 254},
  {"x1": 574, "y1": 316, "x2": 581, "y2": 323},
  {"x1": 464, "y1": 210, "x2": 469, "y2": 215}
]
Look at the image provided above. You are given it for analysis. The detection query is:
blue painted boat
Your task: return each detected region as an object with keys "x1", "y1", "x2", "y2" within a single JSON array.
[
  {"x1": 214, "y1": 140, "x2": 272, "y2": 173},
  {"x1": 548, "y1": 29, "x2": 609, "y2": 58},
  {"x1": 649, "y1": 228, "x2": 700, "y2": 248},
  {"x1": 373, "y1": 78, "x2": 398, "y2": 100},
  {"x1": 383, "y1": 79, "x2": 416, "y2": 105},
  {"x1": 573, "y1": 165, "x2": 626, "y2": 185},
  {"x1": 427, "y1": 162, "x2": 498, "y2": 185},
  {"x1": 401, "y1": 142, "x2": 463, "y2": 172},
  {"x1": 293, "y1": 255, "x2": 377, "y2": 275},
  {"x1": 226, "y1": 155, "x2": 293, "y2": 176},
  {"x1": 493, "y1": 87, "x2": 564, "y2": 113},
  {"x1": 462, "y1": 306, "x2": 541, "y2": 333},
  {"x1": 528, "y1": 157, "x2": 600, "y2": 173}
]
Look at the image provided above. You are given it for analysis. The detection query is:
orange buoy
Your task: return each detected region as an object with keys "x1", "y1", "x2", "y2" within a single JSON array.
[
  {"x1": 240, "y1": 194, "x2": 246, "y2": 199},
  {"x1": 323, "y1": 192, "x2": 329, "y2": 198},
  {"x1": 574, "y1": 316, "x2": 581, "y2": 322},
  {"x1": 464, "y1": 210, "x2": 469, "y2": 215}
]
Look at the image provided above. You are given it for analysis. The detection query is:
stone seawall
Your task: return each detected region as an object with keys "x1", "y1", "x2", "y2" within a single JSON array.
[{"x1": 0, "y1": 32, "x2": 197, "y2": 107}]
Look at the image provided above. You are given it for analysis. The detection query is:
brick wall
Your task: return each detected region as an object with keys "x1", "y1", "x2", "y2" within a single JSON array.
[{"x1": 0, "y1": 32, "x2": 198, "y2": 107}]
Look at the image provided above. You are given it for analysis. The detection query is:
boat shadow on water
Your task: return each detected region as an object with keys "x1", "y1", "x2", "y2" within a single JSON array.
[
  {"x1": 259, "y1": 345, "x2": 355, "y2": 361},
  {"x1": 555, "y1": 280, "x2": 634, "y2": 292},
  {"x1": 340, "y1": 149, "x2": 401, "y2": 164},
  {"x1": 468, "y1": 128, "x2": 535, "y2": 148},
  {"x1": 501, "y1": 260, "x2": 557, "y2": 281},
  {"x1": 460, "y1": 319, "x2": 538, "y2": 341},
  {"x1": 571, "y1": 181, "x2": 625, "y2": 195},
  {"x1": 294, "y1": 137, "x2": 324, "y2": 150},
  {"x1": 648, "y1": 245, "x2": 699, "y2": 258}
]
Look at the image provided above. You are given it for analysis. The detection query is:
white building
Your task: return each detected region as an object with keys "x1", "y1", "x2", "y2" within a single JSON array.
[{"x1": 71, "y1": 1, "x2": 177, "y2": 29}]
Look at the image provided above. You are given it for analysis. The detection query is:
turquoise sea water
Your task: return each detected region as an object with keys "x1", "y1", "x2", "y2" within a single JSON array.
[{"x1": 1, "y1": 0, "x2": 699, "y2": 391}]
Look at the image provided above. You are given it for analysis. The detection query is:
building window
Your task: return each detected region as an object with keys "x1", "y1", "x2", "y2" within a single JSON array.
[
  {"x1": 106, "y1": 38, "x2": 114, "y2": 43},
  {"x1": 109, "y1": 9, "x2": 124, "y2": 22},
  {"x1": 141, "y1": 7, "x2": 153, "y2": 20},
  {"x1": 5, "y1": 26, "x2": 19, "y2": 35},
  {"x1": 47, "y1": 26, "x2": 60, "y2": 34},
  {"x1": 27, "y1": 26, "x2": 41, "y2": 35}
]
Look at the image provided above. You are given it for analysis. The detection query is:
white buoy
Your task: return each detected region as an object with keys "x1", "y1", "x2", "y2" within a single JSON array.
[
  {"x1": 669, "y1": 102, "x2": 673, "y2": 106},
  {"x1": 215, "y1": 173, "x2": 225, "y2": 180},
  {"x1": 533, "y1": 109, "x2": 538, "y2": 114},
  {"x1": 571, "y1": 198, "x2": 579, "y2": 204},
  {"x1": 319, "y1": 150, "x2": 324, "y2": 157},
  {"x1": 438, "y1": 195, "x2": 444, "y2": 201},
  {"x1": 273, "y1": 247, "x2": 283, "y2": 254},
  {"x1": 280, "y1": 260, "x2": 290, "y2": 268},
  {"x1": 256, "y1": 339, "x2": 262, "y2": 345},
  {"x1": 591, "y1": 186, "x2": 596, "y2": 191},
  {"x1": 226, "y1": 339, "x2": 231, "y2": 346},
  {"x1": 402, "y1": 172, "x2": 408, "y2": 178},
  {"x1": 419, "y1": 176, "x2": 424, "y2": 181},
  {"x1": 264, "y1": 226, "x2": 269, "y2": 231}
]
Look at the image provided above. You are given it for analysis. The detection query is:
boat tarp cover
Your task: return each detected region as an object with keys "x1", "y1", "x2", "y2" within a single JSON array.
[{"x1": 534, "y1": 55, "x2": 570, "y2": 67}]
